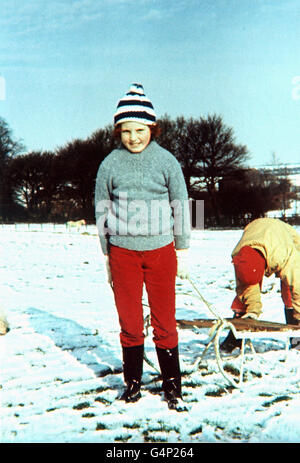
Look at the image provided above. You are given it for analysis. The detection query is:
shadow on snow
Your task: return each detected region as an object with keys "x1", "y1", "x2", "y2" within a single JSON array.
[{"x1": 26, "y1": 307, "x2": 123, "y2": 378}]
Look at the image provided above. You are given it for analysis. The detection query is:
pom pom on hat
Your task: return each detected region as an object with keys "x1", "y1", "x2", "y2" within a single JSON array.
[
  {"x1": 114, "y1": 83, "x2": 156, "y2": 126},
  {"x1": 232, "y1": 246, "x2": 265, "y2": 285}
]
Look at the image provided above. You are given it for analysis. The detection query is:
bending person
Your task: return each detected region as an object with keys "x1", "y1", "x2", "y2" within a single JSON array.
[{"x1": 221, "y1": 218, "x2": 300, "y2": 353}]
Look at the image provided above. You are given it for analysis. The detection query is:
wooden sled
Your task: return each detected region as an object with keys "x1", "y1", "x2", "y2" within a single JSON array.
[{"x1": 176, "y1": 317, "x2": 300, "y2": 388}]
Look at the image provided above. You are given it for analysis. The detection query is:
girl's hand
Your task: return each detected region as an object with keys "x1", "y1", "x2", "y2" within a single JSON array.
[{"x1": 176, "y1": 249, "x2": 189, "y2": 279}]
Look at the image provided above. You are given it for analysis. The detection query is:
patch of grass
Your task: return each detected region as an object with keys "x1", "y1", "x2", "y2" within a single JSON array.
[
  {"x1": 230, "y1": 427, "x2": 247, "y2": 440},
  {"x1": 200, "y1": 369, "x2": 215, "y2": 377},
  {"x1": 189, "y1": 425, "x2": 203, "y2": 436},
  {"x1": 83, "y1": 386, "x2": 109, "y2": 395},
  {"x1": 95, "y1": 396, "x2": 112, "y2": 405},
  {"x1": 147, "y1": 421, "x2": 180, "y2": 434},
  {"x1": 205, "y1": 387, "x2": 228, "y2": 397},
  {"x1": 35, "y1": 347, "x2": 46, "y2": 354},
  {"x1": 262, "y1": 395, "x2": 292, "y2": 408},
  {"x1": 140, "y1": 420, "x2": 180, "y2": 443},
  {"x1": 224, "y1": 284, "x2": 234, "y2": 290},
  {"x1": 248, "y1": 370, "x2": 262, "y2": 379},
  {"x1": 198, "y1": 364, "x2": 209, "y2": 371},
  {"x1": 73, "y1": 402, "x2": 90, "y2": 410},
  {"x1": 183, "y1": 380, "x2": 203, "y2": 388},
  {"x1": 123, "y1": 422, "x2": 141, "y2": 430},
  {"x1": 96, "y1": 422, "x2": 108, "y2": 431},
  {"x1": 223, "y1": 363, "x2": 240, "y2": 377},
  {"x1": 143, "y1": 430, "x2": 168, "y2": 443},
  {"x1": 114, "y1": 434, "x2": 132, "y2": 442},
  {"x1": 148, "y1": 385, "x2": 161, "y2": 395}
]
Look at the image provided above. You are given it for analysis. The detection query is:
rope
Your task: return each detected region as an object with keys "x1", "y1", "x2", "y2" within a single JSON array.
[
  {"x1": 142, "y1": 277, "x2": 292, "y2": 388},
  {"x1": 186, "y1": 277, "x2": 243, "y2": 387},
  {"x1": 142, "y1": 277, "x2": 244, "y2": 387},
  {"x1": 213, "y1": 320, "x2": 241, "y2": 388},
  {"x1": 187, "y1": 276, "x2": 223, "y2": 321}
]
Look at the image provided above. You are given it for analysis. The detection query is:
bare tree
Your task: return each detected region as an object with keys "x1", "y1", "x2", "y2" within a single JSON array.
[{"x1": 178, "y1": 114, "x2": 249, "y2": 223}]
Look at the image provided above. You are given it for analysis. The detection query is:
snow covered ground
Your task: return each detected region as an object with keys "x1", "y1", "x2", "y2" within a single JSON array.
[{"x1": 1, "y1": 223, "x2": 300, "y2": 444}]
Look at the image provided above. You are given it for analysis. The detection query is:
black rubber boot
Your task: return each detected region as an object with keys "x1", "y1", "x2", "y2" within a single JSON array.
[
  {"x1": 156, "y1": 345, "x2": 182, "y2": 410},
  {"x1": 220, "y1": 328, "x2": 242, "y2": 353},
  {"x1": 220, "y1": 313, "x2": 243, "y2": 353},
  {"x1": 284, "y1": 307, "x2": 300, "y2": 349},
  {"x1": 120, "y1": 344, "x2": 143, "y2": 403}
]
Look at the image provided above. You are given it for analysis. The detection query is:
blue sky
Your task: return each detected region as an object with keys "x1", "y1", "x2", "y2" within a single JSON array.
[{"x1": 1, "y1": 0, "x2": 300, "y2": 166}]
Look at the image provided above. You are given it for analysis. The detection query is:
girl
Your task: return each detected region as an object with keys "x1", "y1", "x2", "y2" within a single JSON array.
[{"x1": 95, "y1": 83, "x2": 190, "y2": 409}]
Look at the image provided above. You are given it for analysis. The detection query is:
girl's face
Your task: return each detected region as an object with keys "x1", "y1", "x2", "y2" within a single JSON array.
[{"x1": 120, "y1": 121, "x2": 151, "y2": 153}]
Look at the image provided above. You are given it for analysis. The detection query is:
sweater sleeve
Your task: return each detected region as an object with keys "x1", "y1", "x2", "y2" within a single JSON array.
[
  {"x1": 235, "y1": 278, "x2": 263, "y2": 317},
  {"x1": 167, "y1": 157, "x2": 191, "y2": 250},
  {"x1": 94, "y1": 162, "x2": 111, "y2": 255}
]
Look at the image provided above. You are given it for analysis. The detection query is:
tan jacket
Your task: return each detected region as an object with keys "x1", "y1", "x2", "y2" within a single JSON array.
[{"x1": 232, "y1": 218, "x2": 300, "y2": 318}]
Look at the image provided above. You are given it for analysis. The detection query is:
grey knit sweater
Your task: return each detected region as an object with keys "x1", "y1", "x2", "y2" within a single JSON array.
[{"x1": 94, "y1": 141, "x2": 190, "y2": 255}]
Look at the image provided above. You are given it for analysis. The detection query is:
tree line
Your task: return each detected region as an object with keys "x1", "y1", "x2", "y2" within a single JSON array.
[{"x1": 0, "y1": 115, "x2": 296, "y2": 227}]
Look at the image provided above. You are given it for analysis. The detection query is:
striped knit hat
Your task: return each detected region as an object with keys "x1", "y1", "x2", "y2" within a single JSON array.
[{"x1": 114, "y1": 83, "x2": 156, "y2": 126}]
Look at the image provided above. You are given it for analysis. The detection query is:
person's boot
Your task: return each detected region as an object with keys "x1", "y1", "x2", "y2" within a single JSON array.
[
  {"x1": 120, "y1": 344, "x2": 143, "y2": 403},
  {"x1": 284, "y1": 307, "x2": 300, "y2": 349},
  {"x1": 156, "y1": 345, "x2": 182, "y2": 410},
  {"x1": 220, "y1": 329, "x2": 242, "y2": 353}
]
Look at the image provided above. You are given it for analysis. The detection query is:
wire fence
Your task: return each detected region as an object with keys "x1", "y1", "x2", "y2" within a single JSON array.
[{"x1": 0, "y1": 222, "x2": 98, "y2": 234}]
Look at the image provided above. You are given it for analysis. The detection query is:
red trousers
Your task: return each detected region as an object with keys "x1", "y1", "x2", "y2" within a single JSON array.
[
  {"x1": 109, "y1": 243, "x2": 178, "y2": 349},
  {"x1": 280, "y1": 280, "x2": 292, "y2": 307}
]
